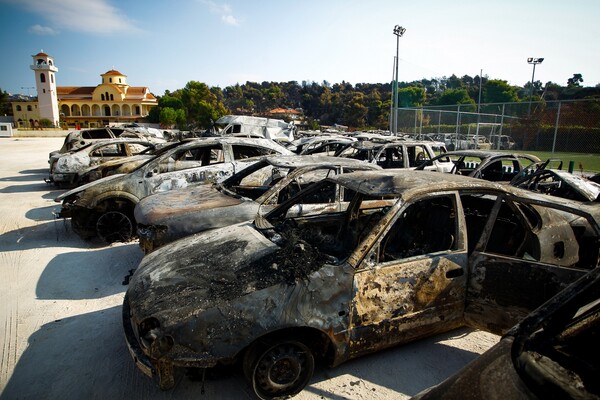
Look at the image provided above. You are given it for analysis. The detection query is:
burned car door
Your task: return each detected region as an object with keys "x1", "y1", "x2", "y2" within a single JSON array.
[
  {"x1": 144, "y1": 143, "x2": 231, "y2": 194},
  {"x1": 464, "y1": 194, "x2": 598, "y2": 335},
  {"x1": 349, "y1": 194, "x2": 468, "y2": 357}
]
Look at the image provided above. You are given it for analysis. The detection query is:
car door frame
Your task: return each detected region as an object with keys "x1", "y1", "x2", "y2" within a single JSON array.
[{"x1": 464, "y1": 193, "x2": 600, "y2": 335}]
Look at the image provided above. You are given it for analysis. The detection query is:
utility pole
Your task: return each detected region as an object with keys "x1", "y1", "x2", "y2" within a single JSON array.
[{"x1": 392, "y1": 25, "x2": 406, "y2": 135}]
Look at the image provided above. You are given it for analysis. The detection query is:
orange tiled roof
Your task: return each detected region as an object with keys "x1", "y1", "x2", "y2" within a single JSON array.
[
  {"x1": 57, "y1": 86, "x2": 95, "y2": 95},
  {"x1": 269, "y1": 108, "x2": 301, "y2": 114},
  {"x1": 103, "y1": 69, "x2": 127, "y2": 76}
]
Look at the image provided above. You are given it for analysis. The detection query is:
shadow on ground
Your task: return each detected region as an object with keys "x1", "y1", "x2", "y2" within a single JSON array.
[
  {"x1": 36, "y1": 243, "x2": 144, "y2": 300},
  {"x1": 0, "y1": 309, "x2": 484, "y2": 400}
]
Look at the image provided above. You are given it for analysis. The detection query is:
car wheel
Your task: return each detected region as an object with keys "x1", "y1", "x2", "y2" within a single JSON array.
[
  {"x1": 244, "y1": 339, "x2": 315, "y2": 400},
  {"x1": 96, "y1": 210, "x2": 133, "y2": 243}
]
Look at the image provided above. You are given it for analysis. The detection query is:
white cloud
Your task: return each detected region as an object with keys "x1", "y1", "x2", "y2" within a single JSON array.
[
  {"x1": 200, "y1": 0, "x2": 240, "y2": 26},
  {"x1": 221, "y1": 14, "x2": 238, "y2": 26},
  {"x1": 28, "y1": 24, "x2": 59, "y2": 35},
  {"x1": 13, "y1": 0, "x2": 143, "y2": 35}
]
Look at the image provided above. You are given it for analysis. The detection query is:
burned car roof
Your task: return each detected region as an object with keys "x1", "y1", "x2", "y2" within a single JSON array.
[{"x1": 326, "y1": 169, "x2": 506, "y2": 197}]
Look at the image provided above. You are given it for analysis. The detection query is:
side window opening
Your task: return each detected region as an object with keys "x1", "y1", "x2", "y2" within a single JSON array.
[
  {"x1": 232, "y1": 145, "x2": 277, "y2": 159},
  {"x1": 380, "y1": 196, "x2": 457, "y2": 262},
  {"x1": 158, "y1": 145, "x2": 223, "y2": 173}
]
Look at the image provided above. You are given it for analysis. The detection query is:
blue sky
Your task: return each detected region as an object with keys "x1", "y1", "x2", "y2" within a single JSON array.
[{"x1": 1, "y1": 0, "x2": 599, "y2": 96}]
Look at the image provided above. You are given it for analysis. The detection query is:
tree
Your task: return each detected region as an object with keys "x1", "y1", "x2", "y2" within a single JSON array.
[
  {"x1": 0, "y1": 88, "x2": 10, "y2": 116},
  {"x1": 398, "y1": 86, "x2": 426, "y2": 107},
  {"x1": 436, "y1": 88, "x2": 475, "y2": 106},
  {"x1": 567, "y1": 73, "x2": 583, "y2": 87},
  {"x1": 483, "y1": 79, "x2": 519, "y2": 103},
  {"x1": 343, "y1": 92, "x2": 368, "y2": 128},
  {"x1": 178, "y1": 81, "x2": 229, "y2": 129},
  {"x1": 159, "y1": 107, "x2": 178, "y2": 127}
]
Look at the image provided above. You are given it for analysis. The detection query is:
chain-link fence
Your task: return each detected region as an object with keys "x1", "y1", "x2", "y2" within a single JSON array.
[{"x1": 396, "y1": 99, "x2": 600, "y2": 154}]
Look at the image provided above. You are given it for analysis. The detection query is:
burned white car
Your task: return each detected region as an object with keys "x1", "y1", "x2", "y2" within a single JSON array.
[
  {"x1": 123, "y1": 170, "x2": 600, "y2": 399},
  {"x1": 335, "y1": 139, "x2": 453, "y2": 171},
  {"x1": 135, "y1": 155, "x2": 381, "y2": 253},
  {"x1": 48, "y1": 126, "x2": 165, "y2": 167},
  {"x1": 49, "y1": 138, "x2": 157, "y2": 187},
  {"x1": 56, "y1": 137, "x2": 292, "y2": 242}
]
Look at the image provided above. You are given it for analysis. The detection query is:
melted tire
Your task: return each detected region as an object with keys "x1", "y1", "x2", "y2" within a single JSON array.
[
  {"x1": 245, "y1": 339, "x2": 314, "y2": 400},
  {"x1": 96, "y1": 211, "x2": 133, "y2": 243}
]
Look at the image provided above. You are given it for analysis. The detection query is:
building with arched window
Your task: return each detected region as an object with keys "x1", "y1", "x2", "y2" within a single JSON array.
[{"x1": 12, "y1": 51, "x2": 158, "y2": 129}]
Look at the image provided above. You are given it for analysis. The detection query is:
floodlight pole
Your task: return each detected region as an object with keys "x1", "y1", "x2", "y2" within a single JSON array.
[
  {"x1": 527, "y1": 57, "x2": 544, "y2": 117},
  {"x1": 393, "y1": 25, "x2": 405, "y2": 135}
]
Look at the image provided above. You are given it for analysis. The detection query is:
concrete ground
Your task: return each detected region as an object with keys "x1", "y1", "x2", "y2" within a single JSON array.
[{"x1": 0, "y1": 137, "x2": 499, "y2": 399}]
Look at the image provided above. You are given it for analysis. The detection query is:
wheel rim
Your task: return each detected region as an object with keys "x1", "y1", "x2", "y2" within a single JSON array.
[
  {"x1": 252, "y1": 341, "x2": 314, "y2": 399},
  {"x1": 96, "y1": 211, "x2": 133, "y2": 243}
]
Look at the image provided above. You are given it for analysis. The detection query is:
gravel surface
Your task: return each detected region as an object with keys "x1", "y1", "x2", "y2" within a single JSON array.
[{"x1": 0, "y1": 137, "x2": 499, "y2": 399}]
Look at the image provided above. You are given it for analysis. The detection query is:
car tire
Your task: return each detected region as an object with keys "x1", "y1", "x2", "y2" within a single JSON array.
[
  {"x1": 96, "y1": 210, "x2": 134, "y2": 243},
  {"x1": 244, "y1": 338, "x2": 315, "y2": 400}
]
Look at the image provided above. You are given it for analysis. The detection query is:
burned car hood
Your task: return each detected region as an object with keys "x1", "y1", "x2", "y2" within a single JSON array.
[
  {"x1": 135, "y1": 184, "x2": 249, "y2": 225},
  {"x1": 127, "y1": 222, "x2": 280, "y2": 319},
  {"x1": 127, "y1": 220, "x2": 350, "y2": 330}
]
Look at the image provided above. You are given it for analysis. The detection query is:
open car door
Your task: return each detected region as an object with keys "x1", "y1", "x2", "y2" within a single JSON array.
[{"x1": 463, "y1": 193, "x2": 599, "y2": 335}]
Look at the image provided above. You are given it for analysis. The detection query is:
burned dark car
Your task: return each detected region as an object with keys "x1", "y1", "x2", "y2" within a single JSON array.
[
  {"x1": 123, "y1": 170, "x2": 600, "y2": 399},
  {"x1": 135, "y1": 155, "x2": 381, "y2": 253},
  {"x1": 412, "y1": 266, "x2": 600, "y2": 400},
  {"x1": 511, "y1": 159, "x2": 600, "y2": 203},
  {"x1": 414, "y1": 150, "x2": 540, "y2": 182}
]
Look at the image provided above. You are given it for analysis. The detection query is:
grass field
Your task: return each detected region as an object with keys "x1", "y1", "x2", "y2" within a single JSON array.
[{"x1": 511, "y1": 151, "x2": 600, "y2": 174}]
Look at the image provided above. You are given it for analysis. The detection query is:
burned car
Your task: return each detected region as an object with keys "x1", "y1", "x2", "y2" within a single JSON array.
[
  {"x1": 335, "y1": 139, "x2": 453, "y2": 171},
  {"x1": 49, "y1": 138, "x2": 157, "y2": 187},
  {"x1": 48, "y1": 126, "x2": 165, "y2": 166},
  {"x1": 123, "y1": 170, "x2": 599, "y2": 399},
  {"x1": 56, "y1": 137, "x2": 292, "y2": 242},
  {"x1": 411, "y1": 266, "x2": 600, "y2": 400},
  {"x1": 135, "y1": 155, "x2": 381, "y2": 253},
  {"x1": 511, "y1": 159, "x2": 600, "y2": 203},
  {"x1": 415, "y1": 150, "x2": 540, "y2": 182}
]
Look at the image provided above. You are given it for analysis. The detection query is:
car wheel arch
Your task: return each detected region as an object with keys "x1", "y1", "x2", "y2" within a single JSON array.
[
  {"x1": 241, "y1": 327, "x2": 337, "y2": 367},
  {"x1": 241, "y1": 327, "x2": 336, "y2": 398}
]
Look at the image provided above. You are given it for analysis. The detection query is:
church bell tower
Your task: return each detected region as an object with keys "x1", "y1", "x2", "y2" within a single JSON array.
[{"x1": 31, "y1": 50, "x2": 59, "y2": 127}]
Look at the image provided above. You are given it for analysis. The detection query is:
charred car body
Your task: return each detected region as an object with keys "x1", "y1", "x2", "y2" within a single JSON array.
[
  {"x1": 123, "y1": 170, "x2": 600, "y2": 399},
  {"x1": 415, "y1": 150, "x2": 540, "y2": 182},
  {"x1": 511, "y1": 159, "x2": 600, "y2": 203},
  {"x1": 412, "y1": 266, "x2": 600, "y2": 400},
  {"x1": 135, "y1": 155, "x2": 381, "y2": 253},
  {"x1": 56, "y1": 137, "x2": 292, "y2": 242},
  {"x1": 335, "y1": 139, "x2": 453, "y2": 171},
  {"x1": 49, "y1": 138, "x2": 157, "y2": 187},
  {"x1": 48, "y1": 126, "x2": 165, "y2": 167}
]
